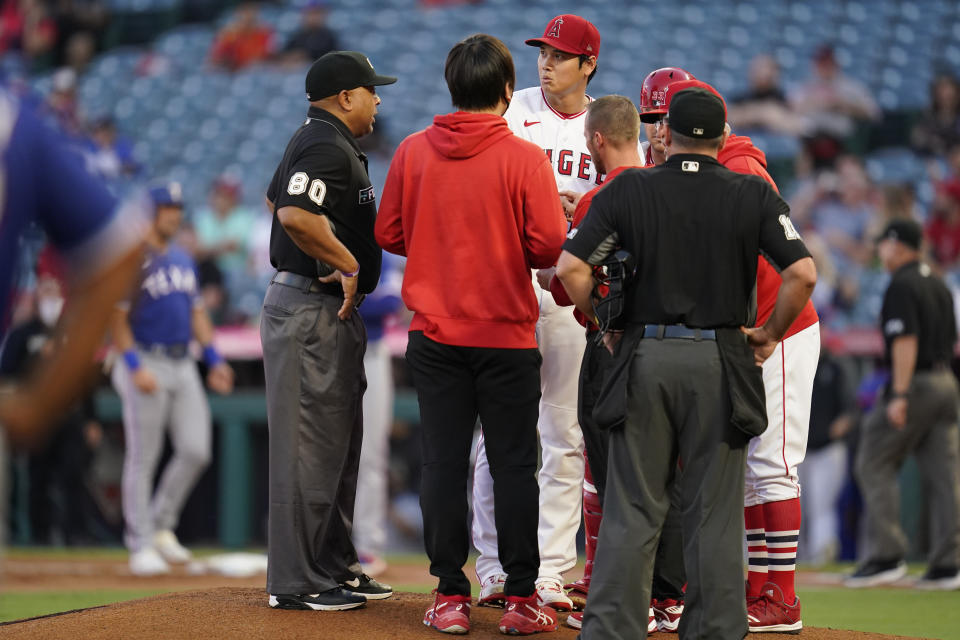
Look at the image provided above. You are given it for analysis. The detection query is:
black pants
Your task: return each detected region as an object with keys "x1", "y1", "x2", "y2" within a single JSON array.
[
  {"x1": 406, "y1": 331, "x2": 541, "y2": 597},
  {"x1": 578, "y1": 336, "x2": 685, "y2": 600}
]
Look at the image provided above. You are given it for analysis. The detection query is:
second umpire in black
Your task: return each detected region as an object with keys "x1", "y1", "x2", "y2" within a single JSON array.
[
  {"x1": 556, "y1": 88, "x2": 817, "y2": 640},
  {"x1": 262, "y1": 51, "x2": 395, "y2": 611},
  {"x1": 847, "y1": 219, "x2": 960, "y2": 589}
]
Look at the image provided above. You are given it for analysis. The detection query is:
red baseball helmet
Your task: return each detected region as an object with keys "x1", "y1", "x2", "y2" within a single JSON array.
[{"x1": 639, "y1": 67, "x2": 695, "y2": 122}]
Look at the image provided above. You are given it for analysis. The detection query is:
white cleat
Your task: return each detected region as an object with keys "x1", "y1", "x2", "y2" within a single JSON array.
[
  {"x1": 154, "y1": 529, "x2": 192, "y2": 564},
  {"x1": 478, "y1": 573, "x2": 507, "y2": 607},
  {"x1": 535, "y1": 577, "x2": 573, "y2": 612},
  {"x1": 130, "y1": 547, "x2": 172, "y2": 576}
]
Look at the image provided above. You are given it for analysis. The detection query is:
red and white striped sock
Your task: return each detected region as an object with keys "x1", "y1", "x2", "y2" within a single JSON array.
[
  {"x1": 744, "y1": 504, "x2": 767, "y2": 598},
  {"x1": 762, "y1": 498, "x2": 801, "y2": 602}
]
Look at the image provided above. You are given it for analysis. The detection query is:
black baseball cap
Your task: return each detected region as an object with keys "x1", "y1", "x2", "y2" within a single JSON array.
[
  {"x1": 877, "y1": 218, "x2": 922, "y2": 250},
  {"x1": 305, "y1": 51, "x2": 397, "y2": 101},
  {"x1": 666, "y1": 87, "x2": 726, "y2": 139}
]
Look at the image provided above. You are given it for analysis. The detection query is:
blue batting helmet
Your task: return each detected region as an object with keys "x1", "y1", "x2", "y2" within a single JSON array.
[{"x1": 149, "y1": 182, "x2": 184, "y2": 208}]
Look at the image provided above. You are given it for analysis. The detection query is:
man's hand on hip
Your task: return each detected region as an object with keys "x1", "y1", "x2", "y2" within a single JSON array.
[
  {"x1": 740, "y1": 325, "x2": 778, "y2": 366},
  {"x1": 319, "y1": 270, "x2": 359, "y2": 320}
]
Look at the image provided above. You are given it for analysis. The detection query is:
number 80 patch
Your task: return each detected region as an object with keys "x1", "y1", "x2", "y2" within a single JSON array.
[{"x1": 287, "y1": 172, "x2": 326, "y2": 206}]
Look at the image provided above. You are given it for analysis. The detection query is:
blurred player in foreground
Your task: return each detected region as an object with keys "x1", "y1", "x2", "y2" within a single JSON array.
[
  {"x1": 110, "y1": 183, "x2": 234, "y2": 576},
  {"x1": 0, "y1": 86, "x2": 143, "y2": 448}
]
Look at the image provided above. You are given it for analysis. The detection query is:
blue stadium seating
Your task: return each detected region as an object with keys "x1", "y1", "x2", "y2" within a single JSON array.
[{"x1": 21, "y1": 0, "x2": 949, "y2": 219}]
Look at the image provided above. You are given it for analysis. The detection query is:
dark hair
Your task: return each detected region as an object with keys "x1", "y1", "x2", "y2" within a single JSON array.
[
  {"x1": 445, "y1": 34, "x2": 515, "y2": 111},
  {"x1": 669, "y1": 127, "x2": 724, "y2": 151},
  {"x1": 930, "y1": 73, "x2": 960, "y2": 114},
  {"x1": 578, "y1": 54, "x2": 598, "y2": 84},
  {"x1": 586, "y1": 95, "x2": 639, "y2": 144}
]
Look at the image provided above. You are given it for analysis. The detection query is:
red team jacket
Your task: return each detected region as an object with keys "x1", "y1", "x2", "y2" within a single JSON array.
[
  {"x1": 375, "y1": 111, "x2": 567, "y2": 349},
  {"x1": 719, "y1": 134, "x2": 819, "y2": 338}
]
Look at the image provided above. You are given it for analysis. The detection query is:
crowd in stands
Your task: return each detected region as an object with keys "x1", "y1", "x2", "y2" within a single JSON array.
[
  {"x1": 1, "y1": 0, "x2": 109, "y2": 73},
  {"x1": 727, "y1": 45, "x2": 960, "y2": 335},
  {"x1": 208, "y1": 0, "x2": 340, "y2": 71}
]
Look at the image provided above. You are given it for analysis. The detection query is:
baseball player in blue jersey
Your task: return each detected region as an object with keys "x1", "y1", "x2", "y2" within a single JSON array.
[
  {"x1": 110, "y1": 183, "x2": 234, "y2": 576},
  {"x1": 0, "y1": 86, "x2": 143, "y2": 447}
]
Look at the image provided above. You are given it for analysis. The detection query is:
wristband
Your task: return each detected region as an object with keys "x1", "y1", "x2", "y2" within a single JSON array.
[
  {"x1": 203, "y1": 345, "x2": 224, "y2": 367},
  {"x1": 342, "y1": 265, "x2": 360, "y2": 278},
  {"x1": 891, "y1": 390, "x2": 908, "y2": 399},
  {"x1": 123, "y1": 349, "x2": 141, "y2": 371}
]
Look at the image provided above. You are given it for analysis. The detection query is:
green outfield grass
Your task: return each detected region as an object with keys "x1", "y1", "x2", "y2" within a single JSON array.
[
  {"x1": 800, "y1": 588, "x2": 959, "y2": 639},
  {"x1": 0, "y1": 590, "x2": 165, "y2": 623},
  {"x1": 2, "y1": 552, "x2": 959, "y2": 638}
]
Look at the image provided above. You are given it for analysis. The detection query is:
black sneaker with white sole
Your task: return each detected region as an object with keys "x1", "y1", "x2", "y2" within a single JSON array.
[
  {"x1": 916, "y1": 566, "x2": 960, "y2": 590},
  {"x1": 268, "y1": 587, "x2": 366, "y2": 611},
  {"x1": 844, "y1": 559, "x2": 907, "y2": 588},
  {"x1": 341, "y1": 573, "x2": 393, "y2": 600}
]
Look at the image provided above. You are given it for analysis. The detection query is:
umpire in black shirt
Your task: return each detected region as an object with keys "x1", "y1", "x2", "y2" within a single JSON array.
[
  {"x1": 261, "y1": 51, "x2": 396, "y2": 611},
  {"x1": 847, "y1": 219, "x2": 960, "y2": 590},
  {"x1": 557, "y1": 88, "x2": 817, "y2": 640}
]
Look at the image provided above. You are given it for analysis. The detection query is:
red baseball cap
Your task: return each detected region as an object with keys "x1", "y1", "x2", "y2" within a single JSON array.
[
  {"x1": 526, "y1": 14, "x2": 600, "y2": 58},
  {"x1": 639, "y1": 78, "x2": 727, "y2": 123}
]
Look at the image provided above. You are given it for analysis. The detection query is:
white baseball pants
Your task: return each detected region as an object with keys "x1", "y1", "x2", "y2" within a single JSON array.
[{"x1": 745, "y1": 322, "x2": 820, "y2": 506}]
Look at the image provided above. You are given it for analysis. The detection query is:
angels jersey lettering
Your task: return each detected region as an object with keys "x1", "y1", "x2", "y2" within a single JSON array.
[
  {"x1": 504, "y1": 87, "x2": 603, "y2": 193},
  {"x1": 505, "y1": 87, "x2": 647, "y2": 194}
]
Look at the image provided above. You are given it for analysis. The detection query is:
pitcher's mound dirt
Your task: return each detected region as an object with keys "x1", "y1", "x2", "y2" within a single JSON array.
[{"x1": 0, "y1": 588, "x2": 931, "y2": 640}]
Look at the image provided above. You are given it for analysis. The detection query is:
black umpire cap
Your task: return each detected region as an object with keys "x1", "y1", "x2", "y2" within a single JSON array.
[
  {"x1": 667, "y1": 87, "x2": 726, "y2": 139},
  {"x1": 877, "y1": 218, "x2": 922, "y2": 250},
  {"x1": 305, "y1": 51, "x2": 397, "y2": 101}
]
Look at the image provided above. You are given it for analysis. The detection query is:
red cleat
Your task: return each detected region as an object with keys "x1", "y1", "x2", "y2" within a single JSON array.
[
  {"x1": 652, "y1": 598, "x2": 684, "y2": 632},
  {"x1": 747, "y1": 582, "x2": 802, "y2": 634},
  {"x1": 423, "y1": 592, "x2": 471, "y2": 634},
  {"x1": 499, "y1": 595, "x2": 559, "y2": 635}
]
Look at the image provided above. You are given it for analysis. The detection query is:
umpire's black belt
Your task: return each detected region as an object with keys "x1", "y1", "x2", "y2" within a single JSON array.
[
  {"x1": 137, "y1": 342, "x2": 189, "y2": 358},
  {"x1": 640, "y1": 324, "x2": 716, "y2": 341},
  {"x1": 271, "y1": 271, "x2": 365, "y2": 306}
]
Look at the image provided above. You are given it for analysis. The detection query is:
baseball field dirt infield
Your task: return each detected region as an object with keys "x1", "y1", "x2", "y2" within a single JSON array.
[{"x1": 0, "y1": 588, "x2": 933, "y2": 640}]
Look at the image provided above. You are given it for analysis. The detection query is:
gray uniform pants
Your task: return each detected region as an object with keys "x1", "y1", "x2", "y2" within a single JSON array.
[
  {"x1": 261, "y1": 281, "x2": 366, "y2": 595},
  {"x1": 855, "y1": 369, "x2": 960, "y2": 569},
  {"x1": 582, "y1": 338, "x2": 749, "y2": 640},
  {"x1": 112, "y1": 353, "x2": 212, "y2": 552}
]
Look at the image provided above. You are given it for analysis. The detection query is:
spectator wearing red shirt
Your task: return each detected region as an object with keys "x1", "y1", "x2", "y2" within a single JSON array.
[
  {"x1": 0, "y1": 0, "x2": 57, "y2": 68},
  {"x1": 209, "y1": 2, "x2": 273, "y2": 71},
  {"x1": 926, "y1": 180, "x2": 960, "y2": 270}
]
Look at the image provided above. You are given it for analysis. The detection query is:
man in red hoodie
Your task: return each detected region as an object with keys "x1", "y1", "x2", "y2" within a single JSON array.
[
  {"x1": 375, "y1": 33, "x2": 566, "y2": 636},
  {"x1": 641, "y1": 77, "x2": 820, "y2": 634}
]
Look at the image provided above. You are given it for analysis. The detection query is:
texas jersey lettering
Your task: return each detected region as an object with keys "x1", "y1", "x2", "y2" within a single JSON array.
[{"x1": 128, "y1": 246, "x2": 200, "y2": 346}]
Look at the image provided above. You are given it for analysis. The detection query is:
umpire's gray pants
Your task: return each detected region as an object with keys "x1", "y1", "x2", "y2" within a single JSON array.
[
  {"x1": 582, "y1": 339, "x2": 749, "y2": 640},
  {"x1": 112, "y1": 353, "x2": 212, "y2": 552},
  {"x1": 855, "y1": 369, "x2": 960, "y2": 569},
  {"x1": 261, "y1": 281, "x2": 366, "y2": 595}
]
